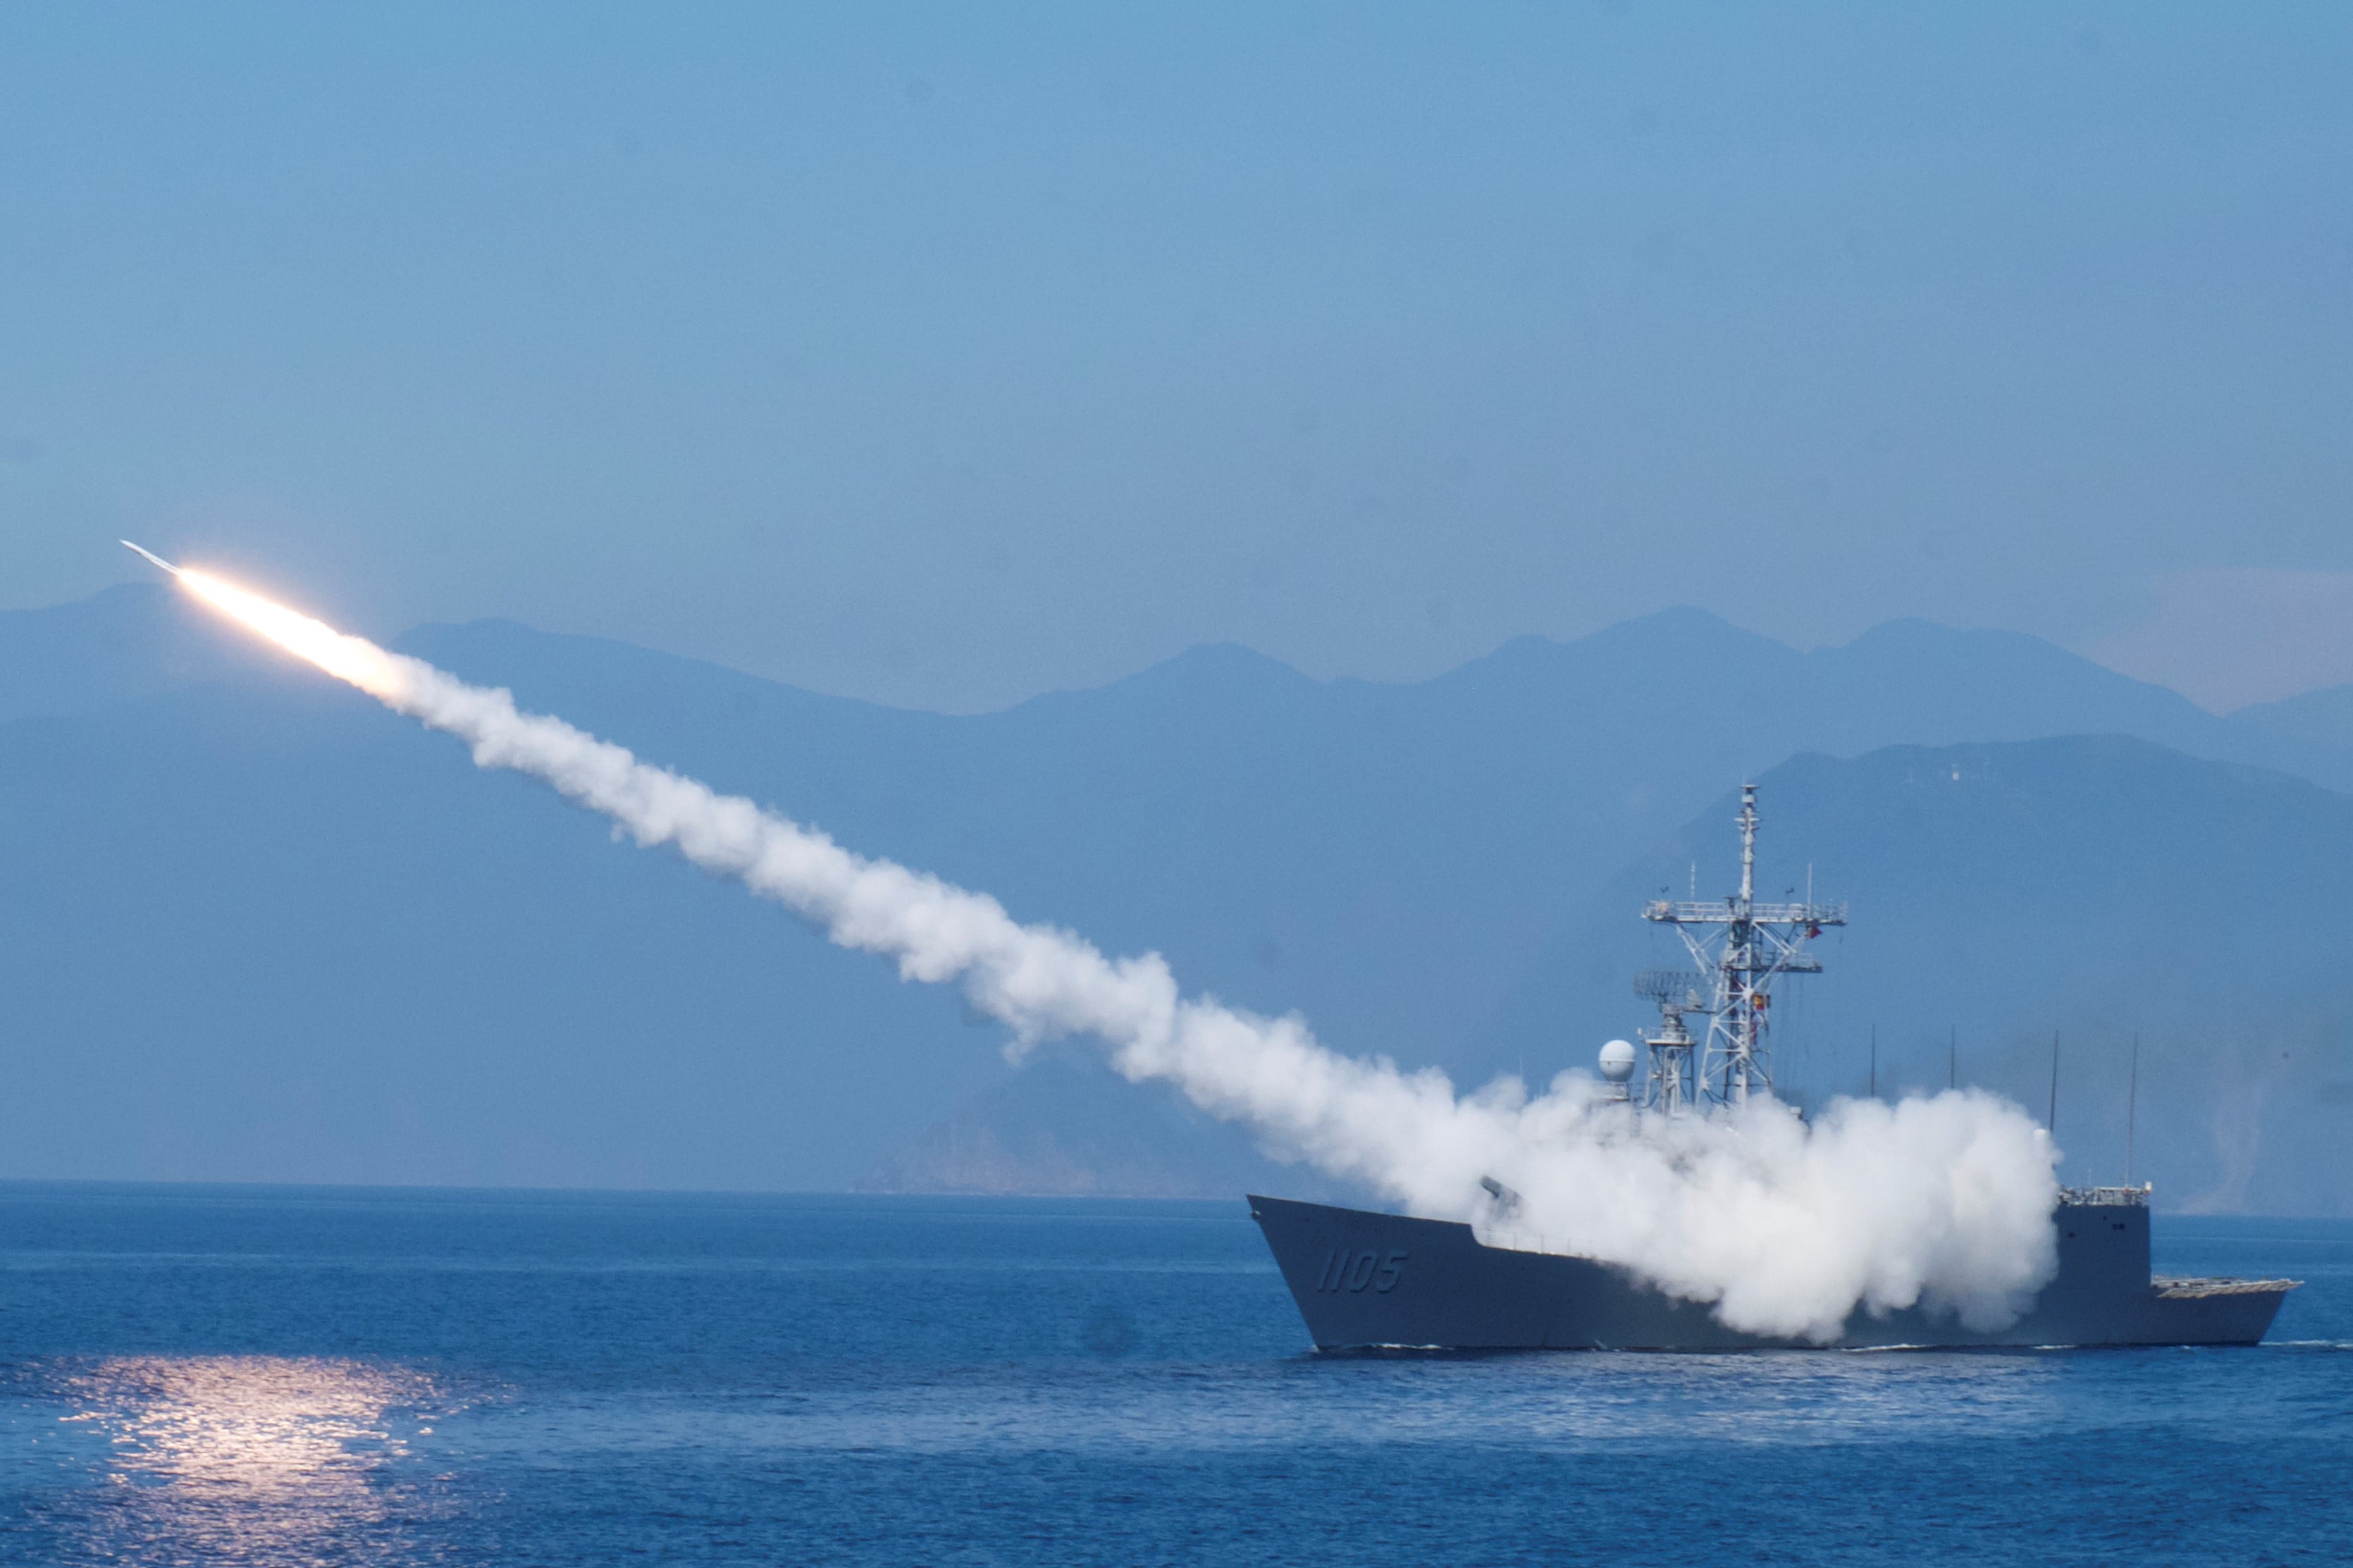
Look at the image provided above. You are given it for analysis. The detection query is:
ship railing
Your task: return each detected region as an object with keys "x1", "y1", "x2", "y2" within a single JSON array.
[
  {"x1": 2058, "y1": 1185, "x2": 2149, "y2": 1207},
  {"x1": 2152, "y1": 1276, "x2": 2299, "y2": 1298},
  {"x1": 1641, "y1": 900, "x2": 1849, "y2": 926},
  {"x1": 1471, "y1": 1224, "x2": 1578, "y2": 1258}
]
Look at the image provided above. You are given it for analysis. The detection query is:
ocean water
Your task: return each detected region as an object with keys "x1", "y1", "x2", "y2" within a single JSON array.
[{"x1": 0, "y1": 1185, "x2": 2346, "y2": 1566}]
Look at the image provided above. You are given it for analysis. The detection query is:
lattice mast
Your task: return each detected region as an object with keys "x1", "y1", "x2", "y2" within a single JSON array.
[{"x1": 1636, "y1": 784, "x2": 1844, "y2": 1112}]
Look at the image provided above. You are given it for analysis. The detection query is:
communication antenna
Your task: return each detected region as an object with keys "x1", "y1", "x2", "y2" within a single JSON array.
[
  {"x1": 1596, "y1": 1039, "x2": 1638, "y2": 1101},
  {"x1": 1949, "y1": 1026, "x2": 1956, "y2": 1092},
  {"x1": 1869, "y1": 1023, "x2": 1877, "y2": 1099},
  {"x1": 2126, "y1": 1033, "x2": 2139, "y2": 1185},
  {"x1": 2048, "y1": 1031, "x2": 2061, "y2": 1135}
]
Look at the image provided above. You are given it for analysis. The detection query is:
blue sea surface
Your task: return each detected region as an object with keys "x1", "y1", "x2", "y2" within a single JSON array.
[{"x1": 0, "y1": 1185, "x2": 2346, "y2": 1565}]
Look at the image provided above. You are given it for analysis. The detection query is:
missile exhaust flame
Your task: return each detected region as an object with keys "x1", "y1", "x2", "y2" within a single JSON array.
[
  {"x1": 128, "y1": 550, "x2": 2063, "y2": 1342},
  {"x1": 123, "y1": 544, "x2": 412, "y2": 696}
]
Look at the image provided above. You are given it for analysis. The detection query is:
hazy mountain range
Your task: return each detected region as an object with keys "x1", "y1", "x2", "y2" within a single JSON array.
[{"x1": 2, "y1": 583, "x2": 2348, "y2": 1211}]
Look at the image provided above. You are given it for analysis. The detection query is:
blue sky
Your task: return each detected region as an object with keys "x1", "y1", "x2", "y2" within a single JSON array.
[{"x1": 4, "y1": 2, "x2": 2349, "y2": 711}]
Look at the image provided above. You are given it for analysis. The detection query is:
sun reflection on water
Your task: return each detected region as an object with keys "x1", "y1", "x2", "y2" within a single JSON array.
[{"x1": 37, "y1": 1356, "x2": 458, "y2": 1564}]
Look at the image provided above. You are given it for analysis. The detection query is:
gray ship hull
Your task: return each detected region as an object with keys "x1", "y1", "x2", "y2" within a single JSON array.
[{"x1": 1250, "y1": 1194, "x2": 2292, "y2": 1350}]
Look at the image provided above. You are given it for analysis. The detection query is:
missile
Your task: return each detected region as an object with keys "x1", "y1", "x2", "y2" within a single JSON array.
[{"x1": 120, "y1": 539, "x2": 181, "y2": 577}]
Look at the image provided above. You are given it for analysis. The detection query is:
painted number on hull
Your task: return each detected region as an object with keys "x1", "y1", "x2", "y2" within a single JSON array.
[{"x1": 1314, "y1": 1249, "x2": 1407, "y2": 1293}]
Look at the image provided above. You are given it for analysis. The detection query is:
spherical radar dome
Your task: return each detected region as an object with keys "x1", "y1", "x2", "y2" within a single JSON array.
[{"x1": 1597, "y1": 1039, "x2": 1638, "y2": 1083}]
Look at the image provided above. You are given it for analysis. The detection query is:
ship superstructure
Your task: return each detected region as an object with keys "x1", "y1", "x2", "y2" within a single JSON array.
[
  {"x1": 1250, "y1": 783, "x2": 2299, "y2": 1350},
  {"x1": 1632, "y1": 783, "x2": 1844, "y2": 1111}
]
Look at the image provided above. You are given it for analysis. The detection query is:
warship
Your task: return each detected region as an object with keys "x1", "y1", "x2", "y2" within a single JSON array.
[{"x1": 1251, "y1": 785, "x2": 2297, "y2": 1350}]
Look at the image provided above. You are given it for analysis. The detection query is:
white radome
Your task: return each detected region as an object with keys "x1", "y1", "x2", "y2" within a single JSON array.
[{"x1": 1598, "y1": 1039, "x2": 1638, "y2": 1083}]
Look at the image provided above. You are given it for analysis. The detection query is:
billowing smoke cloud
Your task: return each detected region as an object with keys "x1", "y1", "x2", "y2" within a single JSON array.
[{"x1": 173, "y1": 568, "x2": 2061, "y2": 1342}]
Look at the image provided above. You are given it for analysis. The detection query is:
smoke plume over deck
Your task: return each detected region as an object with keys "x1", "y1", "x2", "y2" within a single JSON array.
[{"x1": 146, "y1": 559, "x2": 2061, "y2": 1341}]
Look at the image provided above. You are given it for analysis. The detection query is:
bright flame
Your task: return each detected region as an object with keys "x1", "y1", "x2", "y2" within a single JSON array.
[{"x1": 177, "y1": 569, "x2": 413, "y2": 699}]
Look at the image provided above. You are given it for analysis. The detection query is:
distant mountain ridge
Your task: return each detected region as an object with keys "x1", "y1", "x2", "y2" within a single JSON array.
[
  {"x1": 1, "y1": 586, "x2": 2348, "y2": 1208},
  {"x1": 0, "y1": 583, "x2": 278, "y2": 724}
]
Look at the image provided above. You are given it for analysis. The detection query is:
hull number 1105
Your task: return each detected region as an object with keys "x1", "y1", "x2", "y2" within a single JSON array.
[{"x1": 1314, "y1": 1248, "x2": 1407, "y2": 1293}]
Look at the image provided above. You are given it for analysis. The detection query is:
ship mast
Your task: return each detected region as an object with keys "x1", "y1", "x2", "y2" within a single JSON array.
[{"x1": 1635, "y1": 784, "x2": 1844, "y2": 1112}]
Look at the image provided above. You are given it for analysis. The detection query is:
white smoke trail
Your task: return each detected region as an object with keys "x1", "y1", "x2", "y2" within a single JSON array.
[{"x1": 171, "y1": 567, "x2": 2061, "y2": 1342}]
